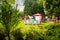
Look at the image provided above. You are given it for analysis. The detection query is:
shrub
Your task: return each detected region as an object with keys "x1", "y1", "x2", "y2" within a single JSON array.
[
  {"x1": 11, "y1": 29, "x2": 24, "y2": 40},
  {"x1": 25, "y1": 30, "x2": 44, "y2": 40},
  {"x1": 11, "y1": 22, "x2": 60, "y2": 40},
  {"x1": 44, "y1": 23, "x2": 60, "y2": 40},
  {"x1": 0, "y1": 29, "x2": 7, "y2": 40}
]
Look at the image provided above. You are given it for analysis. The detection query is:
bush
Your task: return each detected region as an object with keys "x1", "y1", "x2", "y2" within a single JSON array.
[
  {"x1": 25, "y1": 30, "x2": 44, "y2": 40},
  {"x1": 11, "y1": 29, "x2": 24, "y2": 40},
  {"x1": 44, "y1": 23, "x2": 60, "y2": 40},
  {"x1": 0, "y1": 29, "x2": 7, "y2": 40},
  {"x1": 11, "y1": 22, "x2": 60, "y2": 40}
]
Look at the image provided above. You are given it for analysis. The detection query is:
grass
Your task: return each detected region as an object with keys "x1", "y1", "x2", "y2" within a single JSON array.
[
  {"x1": 0, "y1": 20, "x2": 60, "y2": 40},
  {"x1": 11, "y1": 20, "x2": 55, "y2": 34},
  {"x1": 0, "y1": 20, "x2": 55, "y2": 33}
]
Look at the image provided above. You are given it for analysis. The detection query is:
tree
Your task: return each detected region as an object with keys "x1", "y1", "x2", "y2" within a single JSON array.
[
  {"x1": 24, "y1": 0, "x2": 44, "y2": 15},
  {"x1": 45, "y1": 0, "x2": 60, "y2": 19},
  {"x1": 0, "y1": 0, "x2": 21, "y2": 40}
]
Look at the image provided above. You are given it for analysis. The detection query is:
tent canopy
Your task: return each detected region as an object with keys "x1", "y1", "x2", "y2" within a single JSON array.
[{"x1": 34, "y1": 13, "x2": 43, "y2": 16}]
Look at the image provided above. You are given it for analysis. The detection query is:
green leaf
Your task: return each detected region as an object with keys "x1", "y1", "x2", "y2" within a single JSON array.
[{"x1": 8, "y1": 0, "x2": 15, "y2": 4}]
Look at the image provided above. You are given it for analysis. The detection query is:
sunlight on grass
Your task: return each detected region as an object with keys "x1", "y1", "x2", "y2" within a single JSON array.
[{"x1": 11, "y1": 20, "x2": 53, "y2": 34}]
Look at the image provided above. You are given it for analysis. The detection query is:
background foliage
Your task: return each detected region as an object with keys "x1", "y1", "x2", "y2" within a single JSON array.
[{"x1": 0, "y1": 0, "x2": 60, "y2": 40}]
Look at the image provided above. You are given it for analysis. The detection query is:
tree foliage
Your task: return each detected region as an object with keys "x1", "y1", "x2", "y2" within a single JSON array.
[
  {"x1": 24, "y1": 0, "x2": 60, "y2": 17},
  {"x1": 24, "y1": 0, "x2": 44, "y2": 15},
  {"x1": 45, "y1": 0, "x2": 60, "y2": 17},
  {"x1": 0, "y1": 0, "x2": 21, "y2": 40}
]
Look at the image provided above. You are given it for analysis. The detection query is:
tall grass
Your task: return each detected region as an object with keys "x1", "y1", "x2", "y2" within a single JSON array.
[{"x1": 0, "y1": 21, "x2": 60, "y2": 40}]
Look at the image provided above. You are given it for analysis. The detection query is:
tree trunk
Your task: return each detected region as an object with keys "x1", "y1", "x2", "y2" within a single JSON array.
[
  {"x1": 43, "y1": 0, "x2": 46, "y2": 14},
  {"x1": 6, "y1": 26, "x2": 10, "y2": 40},
  {"x1": 7, "y1": 30, "x2": 10, "y2": 40},
  {"x1": 43, "y1": 0, "x2": 48, "y2": 15}
]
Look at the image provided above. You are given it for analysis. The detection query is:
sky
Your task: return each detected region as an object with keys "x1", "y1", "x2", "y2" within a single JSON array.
[{"x1": 15, "y1": 0, "x2": 25, "y2": 11}]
